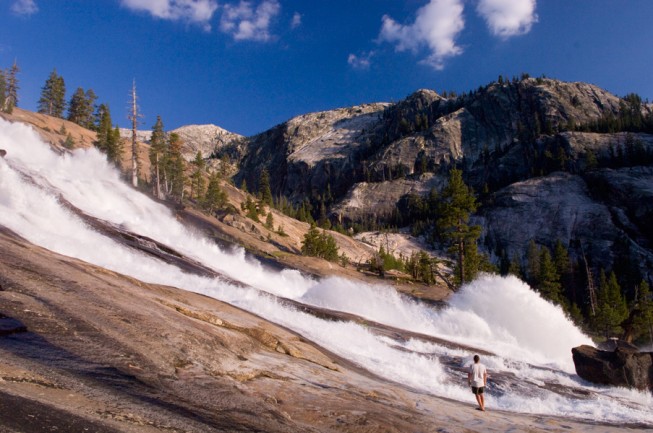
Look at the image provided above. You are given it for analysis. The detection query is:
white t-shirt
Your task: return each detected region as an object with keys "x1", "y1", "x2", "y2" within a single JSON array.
[{"x1": 469, "y1": 362, "x2": 487, "y2": 387}]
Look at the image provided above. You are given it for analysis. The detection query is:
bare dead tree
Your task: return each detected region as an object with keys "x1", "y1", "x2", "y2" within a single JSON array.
[{"x1": 128, "y1": 79, "x2": 142, "y2": 187}]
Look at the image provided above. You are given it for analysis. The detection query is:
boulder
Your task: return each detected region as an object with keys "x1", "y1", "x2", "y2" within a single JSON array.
[
  {"x1": 597, "y1": 338, "x2": 640, "y2": 352},
  {"x1": 572, "y1": 344, "x2": 653, "y2": 391}
]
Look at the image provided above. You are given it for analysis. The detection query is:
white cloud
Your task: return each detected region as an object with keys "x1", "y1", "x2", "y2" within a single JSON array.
[
  {"x1": 347, "y1": 52, "x2": 375, "y2": 70},
  {"x1": 291, "y1": 11, "x2": 301, "y2": 29},
  {"x1": 121, "y1": 0, "x2": 218, "y2": 29},
  {"x1": 476, "y1": 0, "x2": 538, "y2": 38},
  {"x1": 11, "y1": 0, "x2": 38, "y2": 15},
  {"x1": 220, "y1": 0, "x2": 280, "y2": 42},
  {"x1": 378, "y1": 0, "x2": 465, "y2": 70}
]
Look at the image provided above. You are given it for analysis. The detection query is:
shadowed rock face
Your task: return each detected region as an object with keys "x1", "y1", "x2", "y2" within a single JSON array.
[{"x1": 572, "y1": 345, "x2": 653, "y2": 391}]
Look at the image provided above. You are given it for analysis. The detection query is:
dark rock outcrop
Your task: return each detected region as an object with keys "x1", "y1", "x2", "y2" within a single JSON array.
[{"x1": 572, "y1": 344, "x2": 653, "y2": 391}]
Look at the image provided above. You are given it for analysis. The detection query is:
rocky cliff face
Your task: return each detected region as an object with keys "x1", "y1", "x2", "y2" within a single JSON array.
[
  {"x1": 172, "y1": 124, "x2": 243, "y2": 160},
  {"x1": 232, "y1": 103, "x2": 389, "y2": 201},
  {"x1": 220, "y1": 77, "x2": 653, "y2": 282},
  {"x1": 120, "y1": 124, "x2": 243, "y2": 161},
  {"x1": 232, "y1": 78, "x2": 627, "y2": 205}
]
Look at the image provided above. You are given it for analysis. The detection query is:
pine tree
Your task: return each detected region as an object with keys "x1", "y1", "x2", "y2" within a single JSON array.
[
  {"x1": 265, "y1": 212, "x2": 274, "y2": 230},
  {"x1": 436, "y1": 169, "x2": 481, "y2": 286},
  {"x1": 203, "y1": 172, "x2": 227, "y2": 213},
  {"x1": 149, "y1": 116, "x2": 167, "y2": 199},
  {"x1": 94, "y1": 104, "x2": 111, "y2": 152},
  {"x1": 538, "y1": 246, "x2": 563, "y2": 304},
  {"x1": 63, "y1": 133, "x2": 75, "y2": 149},
  {"x1": 93, "y1": 105, "x2": 122, "y2": 166},
  {"x1": 107, "y1": 126, "x2": 122, "y2": 166},
  {"x1": 67, "y1": 87, "x2": 96, "y2": 128},
  {"x1": 38, "y1": 69, "x2": 66, "y2": 117},
  {"x1": 553, "y1": 240, "x2": 571, "y2": 284},
  {"x1": 67, "y1": 88, "x2": 85, "y2": 123},
  {"x1": 167, "y1": 133, "x2": 186, "y2": 202},
  {"x1": 508, "y1": 253, "x2": 523, "y2": 279},
  {"x1": 593, "y1": 270, "x2": 629, "y2": 338},
  {"x1": 526, "y1": 240, "x2": 540, "y2": 286},
  {"x1": 631, "y1": 280, "x2": 653, "y2": 345},
  {"x1": 86, "y1": 89, "x2": 97, "y2": 126},
  {"x1": 4, "y1": 60, "x2": 19, "y2": 113},
  {"x1": 242, "y1": 195, "x2": 260, "y2": 222},
  {"x1": 417, "y1": 250, "x2": 434, "y2": 284},
  {"x1": 190, "y1": 151, "x2": 206, "y2": 199},
  {"x1": 568, "y1": 303, "x2": 585, "y2": 327},
  {"x1": 301, "y1": 224, "x2": 339, "y2": 262},
  {"x1": 301, "y1": 224, "x2": 321, "y2": 257},
  {"x1": 0, "y1": 70, "x2": 6, "y2": 111},
  {"x1": 259, "y1": 169, "x2": 273, "y2": 206},
  {"x1": 318, "y1": 197, "x2": 330, "y2": 229}
]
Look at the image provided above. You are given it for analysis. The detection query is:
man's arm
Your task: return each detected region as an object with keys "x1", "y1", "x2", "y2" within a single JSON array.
[{"x1": 483, "y1": 370, "x2": 488, "y2": 386}]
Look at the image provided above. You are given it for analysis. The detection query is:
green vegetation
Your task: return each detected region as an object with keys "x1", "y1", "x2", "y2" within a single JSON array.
[
  {"x1": 570, "y1": 93, "x2": 653, "y2": 135},
  {"x1": 258, "y1": 169, "x2": 273, "y2": 206},
  {"x1": 38, "y1": 68, "x2": 66, "y2": 117},
  {"x1": 149, "y1": 116, "x2": 166, "y2": 198},
  {"x1": 592, "y1": 270, "x2": 629, "y2": 339},
  {"x1": 67, "y1": 87, "x2": 97, "y2": 129},
  {"x1": 1, "y1": 60, "x2": 19, "y2": 113},
  {"x1": 436, "y1": 169, "x2": 482, "y2": 285},
  {"x1": 0, "y1": 69, "x2": 6, "y2": 112},
  {"x1": 265, "y1": 212, "x2": 274, "y2": 230},
  {"x1": 167, "y1": 133, "x2": 186, "y2": 202},
  {"x1": 241, "y1": 195, "x2": 260, "y2": 222},
  {"x1": 301, "y1": 224, "x2": 339, "y2": 262},
  {"x1": 202, "y1": 172, "x2": 227, "y2": 214},
  {"x1": 630, "y1": 281, "x2": 653, "y2": 345},
  {"x1": 190, "y1": 151, "x2": 206, "y2": 200},
  {"x1": 94, "y1": 104, "x2": 122, "y2": 165}
]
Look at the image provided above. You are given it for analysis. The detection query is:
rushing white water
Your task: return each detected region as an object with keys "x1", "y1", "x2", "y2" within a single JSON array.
[{"x1": 0, "y1": 117, "x2": 651, "y2": 425}]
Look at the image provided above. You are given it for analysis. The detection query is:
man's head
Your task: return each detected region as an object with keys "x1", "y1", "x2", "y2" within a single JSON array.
[{"x1": 474, "y1": 355, "x2": 480, "y2": 363}]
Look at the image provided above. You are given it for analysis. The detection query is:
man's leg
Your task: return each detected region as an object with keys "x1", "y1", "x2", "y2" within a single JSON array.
[
  {"x1": 479, "y1": 393, "x2": 485, "y2": 411},
  {"x1": 475, "y1": 393, "x2": 482, "y2": 409}
]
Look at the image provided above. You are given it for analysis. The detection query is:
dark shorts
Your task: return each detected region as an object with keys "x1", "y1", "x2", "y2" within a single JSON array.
[{"x1": 471, "y1": 386, "x2": 484, "y2": 395}]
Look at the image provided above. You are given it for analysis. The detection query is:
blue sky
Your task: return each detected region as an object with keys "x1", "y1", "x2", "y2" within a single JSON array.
[{"x1": 2, "y1": 0, "x2": 652, "y2": 136}]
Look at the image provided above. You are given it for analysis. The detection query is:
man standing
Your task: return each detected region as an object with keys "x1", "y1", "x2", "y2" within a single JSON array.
[{"x1": 468, "y1": 354, "x2": 488, "y2": 411}]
